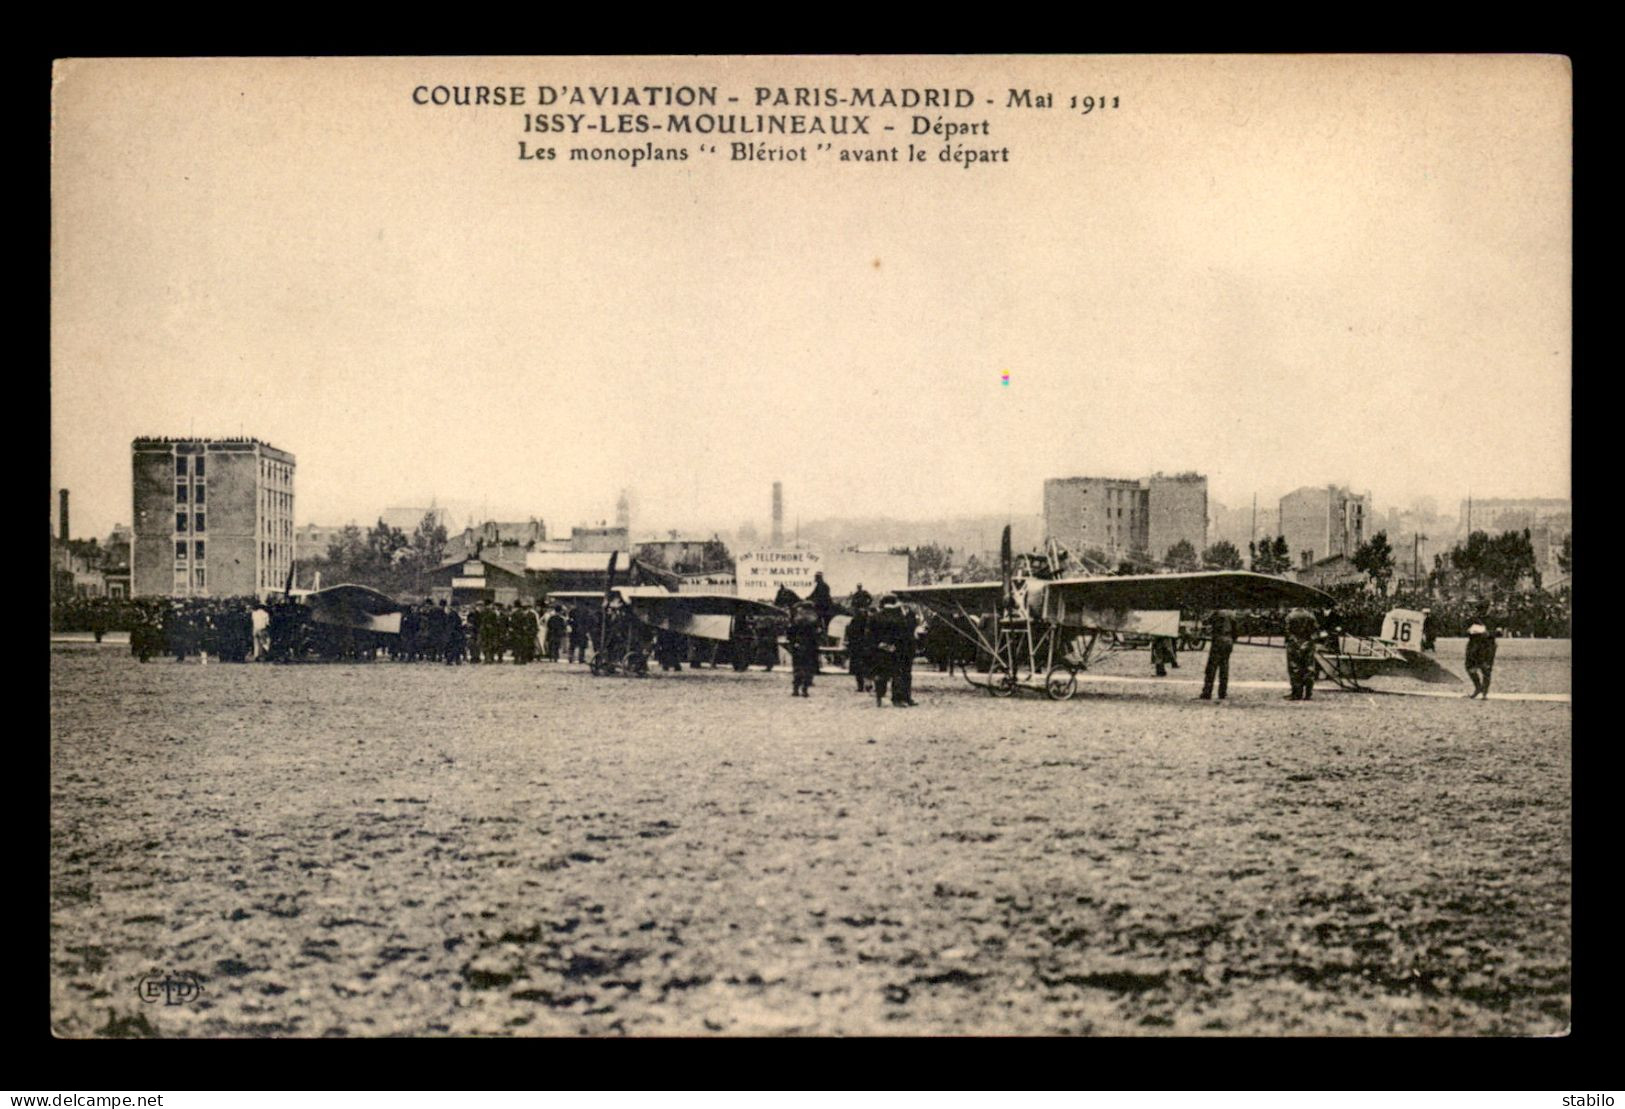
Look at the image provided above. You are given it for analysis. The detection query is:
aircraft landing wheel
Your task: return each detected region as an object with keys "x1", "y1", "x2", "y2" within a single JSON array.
[
  {"x1": 989, "y1": 666, "x2": 1019, "y2": 697},
  {"x1": 1045, "y1": 665, "x2": 1078, "y2": 701}
]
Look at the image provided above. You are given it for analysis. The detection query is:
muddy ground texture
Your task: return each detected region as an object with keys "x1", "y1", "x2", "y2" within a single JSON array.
[{"x1": 51, "y1": 638, "x2": 1569, "y2": 1036}]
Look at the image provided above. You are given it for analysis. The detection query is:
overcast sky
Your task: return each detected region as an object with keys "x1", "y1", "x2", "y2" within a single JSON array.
[{"x1": 52, "y1": 55, "x2": 1570, "y2": 540}]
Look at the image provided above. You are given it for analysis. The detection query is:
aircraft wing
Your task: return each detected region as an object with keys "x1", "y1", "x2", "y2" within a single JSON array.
[
  {"x1": 620, "y1": 590, "x2": 787, "y2": 642},
  {"x1": 891, "y1": 582, "x2": 1004, "y2": 616},
  {"x1": 1033, "y1": 571, "x2": 1331, "y2": 625},
  {"x1": 304, "y1": 583, "x2": 404, "y2": 635}
]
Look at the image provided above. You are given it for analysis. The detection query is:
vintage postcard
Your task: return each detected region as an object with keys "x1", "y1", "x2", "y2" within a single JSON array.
[{"x1": 49, "y1": 55, "x2": 1571, "y2": 1038}]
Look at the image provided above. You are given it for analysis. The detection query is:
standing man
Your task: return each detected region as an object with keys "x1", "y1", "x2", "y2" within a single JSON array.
[
  {"x1": 1198, "y1": 608, "x2": 1238, "y2": 701},
  {"x1": 1464, "y1": 608, "x2": 1499, "y2": 699},
  {"x1": 568, "y1": 606, "x2": 587, "y2": 663},
  {"x1": 869, "y1": 596, "x2": 917, "y2": 707},
  {"x1": 845, "y1": 606, "x2": 873, "y2": 692},
  {"x1": 1283, "y1": 607, "x2": 1319, "y2": 701},
  {"x1": 443, "y1": 604, "x2": 465, "y2": 665},
  {"x1": 787, "y1": 602, "x2": 822, "y2": 697},
  {"x1": 546, "y1": 606, "x2": 567, "y2": 662},
  {"x1": 895, "y1": 602, "x2": 919, "y2": 706},
  {"x1": 478, "y1": 599, "x2": 502, "y2": 664},
  {"x1": 466, "y1": 601, "x2": 484, "y2": 665},
  {"x1": 509, "y1": 601, "x2": 536, "y2": 664},
  {"x1": 251, "y1": 601, "x2": 271, "y2": 661},
  {"x1": 423, "y1": 600, "x2": 446, "y2": 663}
]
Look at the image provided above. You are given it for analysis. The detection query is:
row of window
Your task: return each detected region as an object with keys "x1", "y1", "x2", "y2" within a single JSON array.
[
  {"x1": 177, "y1": 512, "x2": 204, "y2": 533},
  {"x1": 177, "y1": 482, "x2": 205, "y2": 504},
  {"x1": 176, "y1": 456, "x2": 206, "y2": 478},
  {"x1": 260, "y1": 459, "x2": 292, "y2": 488},
  {"x1": 176, "y1": 541, "x2": 206, "y2": 561},
  {"x1": 175, "y1": 567, "x2": 206, "y2": 591}
]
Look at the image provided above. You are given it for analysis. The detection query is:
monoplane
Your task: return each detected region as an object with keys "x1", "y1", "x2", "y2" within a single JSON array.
[
  {"x1": 301, "y1": 583, "x2": 405, "y2": 636},
  {"x1": 893, "y1": 526, "x2": 1332, "y2": 700},
  {"x1": 553, "y1": 577, "x2": 788, "y2": 676}
]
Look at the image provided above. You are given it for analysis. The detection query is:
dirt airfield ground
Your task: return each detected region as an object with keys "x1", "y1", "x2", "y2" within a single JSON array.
[{"x1": 50, "y1": 637, "x2": 1570, "y2": 1037}]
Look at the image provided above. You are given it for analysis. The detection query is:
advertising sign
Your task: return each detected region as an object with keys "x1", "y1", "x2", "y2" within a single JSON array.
[{"x1": 737, "y1": 548, "x2": 823, "y2": 603}]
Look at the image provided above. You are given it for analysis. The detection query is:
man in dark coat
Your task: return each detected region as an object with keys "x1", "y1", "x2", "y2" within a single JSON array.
[
  {"x1": 443, "y1": 604, "x2": 465, "y2": 665},
  {"x1": 849, "y1": 583, "x2": 873, "y2": 614},
  {"x1": 546, "y1": 607, "x2": 567, "y2": 662},
  {"x1": 479, "y1": 600, "x2": 505, "y2": 664},
  {"x1": 869, "y1": 596, "x2": 918, "y2": 707},
  {"x1": 422, "y1": 601, "x2": 446, "y2": 663},
  {"x1": 566, "y1": 607, "x2": 584, "y2": 663},
  {"x1": 510, "y1": 602, "x2": 539, "y2": 664},
  {"x1": 845, "y1": 608, "x2": 873, "y2": 692},
  {"x1": 1464, "y1": 609, "x2": 1498, "y2": 699},
  {"x1": 1198, "y1": 609, "x2": 1238, "y2": 701},
  {"x1": 1283, "y1": 607, "x2": 1319, "y2": 700},
  {"x1": 787, "y1": 602, "x2": 822, "y2": 696},
  {"x1": 466, "y1": 602, "x2": 484, "y2": 664}
]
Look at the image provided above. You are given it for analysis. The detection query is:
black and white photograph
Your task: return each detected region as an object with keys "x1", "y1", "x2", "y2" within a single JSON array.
[{"x1": 48, "y1": 54, "x2": 1571, "y2": 1038}]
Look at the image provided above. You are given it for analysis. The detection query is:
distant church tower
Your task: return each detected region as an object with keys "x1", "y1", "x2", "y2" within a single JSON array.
[
  {"x1": 615, "y1": 488, "x2": 631, "y2": 534},
  {"x1": 771, "y1": 481, "x2": 784, "y2": 547}
]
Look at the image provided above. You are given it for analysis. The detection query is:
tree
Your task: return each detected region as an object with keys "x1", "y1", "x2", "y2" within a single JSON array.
[
  {"x1": 1557, "y1": 533, "x2": 1572, "y2": 576},
  {"x1": 700, "y1": 537, "x2": 734, "y2": 573},
  {"x1": 325, "y1": 523, "x2": 366, "y2": 567},
  {"x1": 909, "y1": 542, "x2": 954, "y2": 583},
  {"x1": 364, "y1": 519, "x2": 410, "y2": 571},
  {"x1": 1248, "y1": 535, "x2": 1293, "y2": 575},
  {"x1": 634, "y1": 543, "x2": 669, "y2": 569},
  {"x1": 1164, "y1": 539, "x2": 1200, "y2": 572},
  {"x1": 1352, "y1": 530, "x2": 1396, "y2": 596},
  {"x1": 408, "y1": 511, "x2": 448, "y2": 572},
  {"x1": 958, "y1": 553, "x2": 998, "y2": 582},
  {"x1": 1203, "y1": 540, "x2": 1244, "y2": 570},
  {"x1": 1450, "y1": 529, "x2": 1538, "y2": 599}
]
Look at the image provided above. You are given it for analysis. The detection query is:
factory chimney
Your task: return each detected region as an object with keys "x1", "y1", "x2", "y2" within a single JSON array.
[
  {"x1": 59, "y1": 489, "x2": 69, "y2": 544},
  {"x1": 771, "y1": 482, "x2": 784, "y2": 547},
  {"x1": 615, "y1": 488, "x2": 631, "y2": 533}
]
